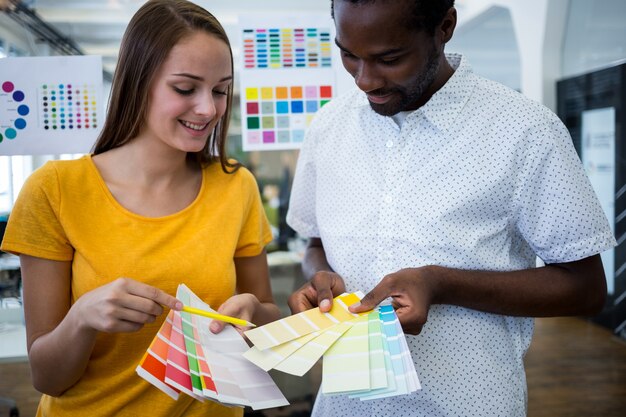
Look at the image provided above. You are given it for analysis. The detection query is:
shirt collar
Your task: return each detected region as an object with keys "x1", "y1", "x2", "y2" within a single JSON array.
[{"x1": 351, "y1": 53, "x2": 476, "y2": 133}]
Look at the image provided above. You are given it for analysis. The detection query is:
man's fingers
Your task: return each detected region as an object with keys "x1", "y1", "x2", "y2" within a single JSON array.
[
  {"x1": 288, "y1": 284, "x2": 317, "y2": 313},
  {"x1": 315, "y1": 286, "x2": 334, "y2": 313},
  {"x1": 349, "y1": 282, "x2": 390, "y2": 313}
]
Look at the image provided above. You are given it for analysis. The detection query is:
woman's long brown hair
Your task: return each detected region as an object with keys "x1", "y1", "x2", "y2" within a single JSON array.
[{"x1": 92, "y1": 0, "x2": 239, "y2": 173}]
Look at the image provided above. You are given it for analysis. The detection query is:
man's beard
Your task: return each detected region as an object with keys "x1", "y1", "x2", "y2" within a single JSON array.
[{"x1": 369, "y1": 47, "x2": 441, "y2": 117}]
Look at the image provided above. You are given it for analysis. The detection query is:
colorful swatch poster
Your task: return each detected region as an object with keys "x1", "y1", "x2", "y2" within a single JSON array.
[
  {"x1": 242, "y1": 83, "x2": 332, "y2": 149},
  {"x1": 242, "y1": 27, "x2": 332, "y2": 69},
  {"x1": 238, "y1": 13, "x2": 336, "y2": 151},
  {"x1": 0, "y1": 55, "x2": 104, "y2": 155}
]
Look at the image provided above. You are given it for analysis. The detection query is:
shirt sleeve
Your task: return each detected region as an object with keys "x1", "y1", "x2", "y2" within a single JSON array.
[
  {"x1": 234, "y1": 167, "x2": 274, "y2": 257},
  {"x1": 1, "y1": 162, "x2": 74, "y2": 261},
  {"x1": 286, "y1": 119, "x2": 321, "y2": 238},
  {"x1": 514, "y1": 114, "x2": 617, "y2": 264}
]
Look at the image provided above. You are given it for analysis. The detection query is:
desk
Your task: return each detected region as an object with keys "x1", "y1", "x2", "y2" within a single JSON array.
[
  {"x1": 0, "y1": 307, "x2": 27, "y2": 363},
  {"x1": 0, "y1": 255, "x2": 19, "y2": 271},
  {"x1": 0, "y1": 255, "x2": 21, "y2": 303}
]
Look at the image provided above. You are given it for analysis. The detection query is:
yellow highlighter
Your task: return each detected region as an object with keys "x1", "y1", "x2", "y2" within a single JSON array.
[{"x1": 181, "y1": 305, "x2": 256, "y2": 328}]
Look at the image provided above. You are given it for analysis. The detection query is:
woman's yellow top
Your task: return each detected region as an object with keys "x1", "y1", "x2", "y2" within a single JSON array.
[{"x1": 1, "y1": 155, "x2": 272, "y2": 417}]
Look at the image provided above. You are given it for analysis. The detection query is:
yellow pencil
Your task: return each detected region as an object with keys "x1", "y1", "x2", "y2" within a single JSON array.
[{"x1": 181, "y1": 305, "x2": 256, "y2": 328}]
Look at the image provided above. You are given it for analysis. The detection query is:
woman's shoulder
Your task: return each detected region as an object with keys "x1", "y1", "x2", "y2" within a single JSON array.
[
  {"x1": 202, "y1": 161, "x2": 261, "y2": 199},
  {"x1": 203, "y1": 160, "x2": 255, "y2": 181},
  {"x1": 26, "y1": 155, "x2": 92, "y2": 188}
]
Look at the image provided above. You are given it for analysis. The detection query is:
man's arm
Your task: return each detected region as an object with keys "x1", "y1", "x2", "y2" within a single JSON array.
[
  {"x1": 287, "y1": 238, "x2": 346, "y2": 313},
  {"x1": 351, "y1": 254, "x2": 607, "y2": 334}
]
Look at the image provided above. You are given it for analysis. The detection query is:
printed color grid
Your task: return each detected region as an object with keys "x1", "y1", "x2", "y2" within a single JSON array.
[
  {"x1": 39, "y1": 83, "x2": 99, "y2": 131},
  {"x1": 242, "y1": 28, "x2": 332, "y2": 69},
  {"x1": 244, "y1": 84, "x2": 332, "y2": 147}
]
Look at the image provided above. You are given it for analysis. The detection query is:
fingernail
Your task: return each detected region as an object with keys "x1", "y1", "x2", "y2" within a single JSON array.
[
  {"x1": 175, "y1": 301, "x2": 183, "y2": 310},
  {"x1": 319, "y1": 299, "x2": 330, "y2": 310},
  {"x1": 349, "y1": 301, "x2": 361, "y2": 311}
]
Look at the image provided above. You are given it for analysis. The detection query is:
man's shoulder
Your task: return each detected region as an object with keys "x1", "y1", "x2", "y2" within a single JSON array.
[{"x1": 470, "y1": 74, "x2": 559, "y2": 123}]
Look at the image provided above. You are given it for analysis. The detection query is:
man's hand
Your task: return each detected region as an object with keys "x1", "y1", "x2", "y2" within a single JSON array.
[
  {"x1": 349, "y1": 267, "x2": 439, "y2": 335},
  {"x1": 288, "y1": 271, "x2": 346, "y2": 313}
]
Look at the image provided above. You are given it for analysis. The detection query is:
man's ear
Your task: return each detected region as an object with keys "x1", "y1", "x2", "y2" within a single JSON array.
[{"x1": 440, "y1": 7, "x2": 457, "y2": 44}]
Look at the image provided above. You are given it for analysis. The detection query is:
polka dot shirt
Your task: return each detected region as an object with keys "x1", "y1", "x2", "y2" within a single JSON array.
[{"x1": 286, "y1": 54, "x2": 616, "y2": 417}]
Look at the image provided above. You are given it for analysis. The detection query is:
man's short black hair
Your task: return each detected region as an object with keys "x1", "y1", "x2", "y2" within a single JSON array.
[{"x1": 331, "y1": 0, "x2": 455, "y2": 35}]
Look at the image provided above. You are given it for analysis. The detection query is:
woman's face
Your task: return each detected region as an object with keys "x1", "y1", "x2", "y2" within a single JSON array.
[{"x1": 141, "y1": 31, "x2": 232, "y2": 154}]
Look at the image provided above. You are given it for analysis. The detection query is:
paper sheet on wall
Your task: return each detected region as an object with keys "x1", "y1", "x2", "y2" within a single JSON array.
[
  {"x1": 237, "y1": 13, "x2": 337, "y2": 151},
  {"x1": 0, "y1": 55, "x2": 104, "y2": 155}
]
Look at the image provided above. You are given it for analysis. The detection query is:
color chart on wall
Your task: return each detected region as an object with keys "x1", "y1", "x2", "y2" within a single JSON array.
[
  {"x1": 242, "y1": 83, "x2": 332, "y2": 150},
  {"x1": 38, "y1": 83, "x2": 99, "y2": 132},
  {"x1": 0, "y1": 55, "x2": 103, "y2": 155},
  {"x1": 242, "y1": 27, "x2": 332, "y2": 69},
  {"x1": 238, "y1": 14, "x2": 336, "y2": 151}
]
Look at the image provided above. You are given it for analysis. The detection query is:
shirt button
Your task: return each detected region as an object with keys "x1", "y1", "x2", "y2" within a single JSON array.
[
  {"x1": 386, "y1": 140, "x2": 393, "y2": 148},
  {"x1": 384, "y1": 195, "x2": 393, "y2": 204}
]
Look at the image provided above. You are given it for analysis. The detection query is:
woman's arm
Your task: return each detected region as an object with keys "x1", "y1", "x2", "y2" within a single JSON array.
[{"x1": 20, "y1": 254, "x2": 181, "y2": 396}]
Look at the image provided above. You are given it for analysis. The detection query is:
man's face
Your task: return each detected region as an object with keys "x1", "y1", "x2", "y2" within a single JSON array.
[{"x1": 334, "y1": 0, "x2": 444, "y2": 116}]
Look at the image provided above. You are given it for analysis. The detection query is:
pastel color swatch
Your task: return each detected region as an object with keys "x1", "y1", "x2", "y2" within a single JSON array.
[
  {"x1": 136, "y1": 284, "x2": 288, "y2": 410},
  {"x1": 243, "y1": 298, "x2": 421, "y2": 401},
  {"x1": 322, "y1": 315, "x2": 371, "y2": 394},
  {"x1": 244, "y1": 291, "x2": 362, "y2": 351},
  {"x1": 273, "y1": 321, "x2": 352, "y2": 376}
]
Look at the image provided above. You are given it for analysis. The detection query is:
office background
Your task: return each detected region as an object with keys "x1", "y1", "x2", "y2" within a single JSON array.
[{"x1": 0, "y1": 1, "x2": 625, "y2": 416}]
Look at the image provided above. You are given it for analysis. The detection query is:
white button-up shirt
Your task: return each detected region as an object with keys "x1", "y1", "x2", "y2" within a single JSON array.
[{"x1": 287, "y1": 54, "x2": 616, "y2": 417}]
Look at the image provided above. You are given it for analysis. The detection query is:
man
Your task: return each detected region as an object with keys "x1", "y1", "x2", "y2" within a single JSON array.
[{"x1": 286, "y1": 0, "x2": 617, "y2": 416}]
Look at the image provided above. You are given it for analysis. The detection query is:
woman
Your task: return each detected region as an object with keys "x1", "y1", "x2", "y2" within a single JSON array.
[{"x1": 0, "y1": 1, "x2": 280, "y2": 416}]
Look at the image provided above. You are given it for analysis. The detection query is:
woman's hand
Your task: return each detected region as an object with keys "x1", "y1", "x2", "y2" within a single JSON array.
[
  {"x1": 210, "y1": 293, "x2": 260, "y2": 334},
  {"x1": 73, "y1": 277, "x2": 182, "y2": 334}
]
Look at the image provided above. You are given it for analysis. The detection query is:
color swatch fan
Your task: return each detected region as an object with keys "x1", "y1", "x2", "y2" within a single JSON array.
[
  {"x1": 243, "y1": 293, "x2": 421, "y2": 400},
  {"x1": 136, "y1": 284, "x2": 288, "y2": 410}
]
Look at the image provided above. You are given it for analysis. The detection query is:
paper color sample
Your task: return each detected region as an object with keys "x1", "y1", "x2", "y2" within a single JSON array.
[
  {"x1": 242, "y1": 298, "x2": 420, "y2": 401},
  {"x1": 186, "y1": 285, "x2": 288, "y2": 410},
  {"x1": 244, "y1": 292, "x2": 363, "y2": 351},
  {"x1": 321, "y1": 315, "x2": 370, "y2": 394},
  {"x1": 352, "y1": 305, "x2": 420, "y2": 401},
  {"x1": 136, "y1": 310, "x2": 180, "y2": 400},
  {"x1": 136, "y1": 284, "x2": 288, "y2": 410},
  {"x1": 243, "y1": 330, "x2": 322, "y2": 372},
  {"x1": 273, "y1": 321, "x2": 353, "y2": 376},
  {"x1": 164, "y1": 311, "x2": 204, "y2": 401},
  {"x1": 346, "y1": 311, "x2": 388, "y2": 396}
]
